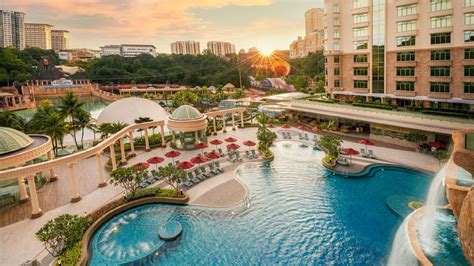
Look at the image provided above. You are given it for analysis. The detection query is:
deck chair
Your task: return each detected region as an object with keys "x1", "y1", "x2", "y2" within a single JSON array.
[
  {"x1": 214, "y1": 161, "x2": 224, "y2": 172},
  {"x1": 368, "y1": 150, "x2": 376, "y2": 159}
]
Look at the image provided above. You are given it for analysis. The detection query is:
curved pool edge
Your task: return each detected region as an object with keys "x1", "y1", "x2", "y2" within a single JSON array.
[
  {"x1": 324, "y1": 162, "x2": 434, "y2": 178},
  {"x1": 79, "y1": 195, "x2": 189, "y2": 266}
]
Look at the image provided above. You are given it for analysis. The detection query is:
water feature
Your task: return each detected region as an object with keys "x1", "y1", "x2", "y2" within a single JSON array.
[
  {"x1": 387, "y1": 214, "x2": 418, "y2": 266},
  {"x1": 90, "y1": 141, "x2": 432, "y2": 265}
]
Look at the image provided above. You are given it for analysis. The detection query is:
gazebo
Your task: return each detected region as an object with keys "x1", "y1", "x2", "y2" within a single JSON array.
[{"x1": 167, "y1": 105, "x2": 208, "y2": 150}]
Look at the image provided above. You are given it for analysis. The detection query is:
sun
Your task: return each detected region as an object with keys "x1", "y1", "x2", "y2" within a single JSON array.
[{"x1": 258, "y1": 47, "x2": 274, "y2": 56}]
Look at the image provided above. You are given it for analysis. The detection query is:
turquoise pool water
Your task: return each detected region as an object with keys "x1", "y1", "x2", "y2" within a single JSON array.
[{"x1": 89, "y1": 141, "x2": 432, "y2": 265}]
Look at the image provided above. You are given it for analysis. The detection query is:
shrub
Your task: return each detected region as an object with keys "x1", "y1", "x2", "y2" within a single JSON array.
[
  {"x1": 36, "y1": 214, "x2": 91, "y2": 257},
  {"x1": 352, "y1": 102, "x2": 394, "y2": 110},
  {"x1": 159, "y1": 188, "x2": 180, "y2": 198},
  {"x1": 134, "y1": 133, "x2": 163, "y2": 146},
  {"x1": 127, "y1": 187, "x2": 161, "y2": 201},
  {"x1": 109, "y1": 167, "x2": 148, "y2": 197},
  {"x1": 56, "y1": 241, "x2": 82, "y2": 266}
]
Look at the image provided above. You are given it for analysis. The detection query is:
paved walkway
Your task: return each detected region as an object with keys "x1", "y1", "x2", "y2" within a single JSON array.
[{"x1": 0, "y1": 126, "x2": 441, "y2": 265}]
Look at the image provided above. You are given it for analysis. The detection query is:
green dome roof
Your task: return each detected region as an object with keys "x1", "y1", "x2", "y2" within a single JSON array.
[
  {"x1": 170, "y1": 105, "x2": 203, "y2": 121},
  {"x1": 0, "y1": 127, "x2": 34, "y2": 155}
]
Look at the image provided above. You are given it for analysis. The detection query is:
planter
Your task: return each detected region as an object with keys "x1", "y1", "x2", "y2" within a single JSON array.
[{"x1": 322, "y1": 159, "x2": 337, "y2": 169}]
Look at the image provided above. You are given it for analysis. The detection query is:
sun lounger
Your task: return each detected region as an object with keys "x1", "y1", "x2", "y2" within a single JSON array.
[
  {"x1": 287, "y1": 132, "x2": 292, "y2": 139},
  {"x1": 175, "y1": 160, "x2": 180, "y2": 165},
  {"x1": 228, "y1": 153, "x2": 237, "y2": 163},
  {"x1": 218, "y1": 148, "x2": 225, "y2": 156},
  {"x1": 360, "y1": 148, "x2": 369, "y2": 158},
  {"x1": 199, "y1": 166, "x2": 212, "y2": 177},
  {"x1": 299, "y1": 133, "x2": 304, "y2": 140},
  {"x1": 234, "y1": 152, "x2": 243, "y2": 162},
  {"x1": 305, "y1": 133, "x2": 309, "y2": 140},
  {"x1": 245, "y1": 150, "x2": 251, "y2": 158},
  {"x1": 183, "y1": 176, "x2": 194, "y2": 187},
  {"x1": 194, "y1": 169, "x2": 206, "y2": 180},
  {"x1": 337, "y1": 158, "x2": 350, "y2": 166},
  {"x1": 209, "y1": 164, "x2": 220, "y2": 175},
  {"x1": 214, "y1": 161, "x2": 224, "y2": 172},
  {"x1": 250, "y1": 149, "x2": 258, "y2": 158},
  {"x1": 189, "y1": 172, "x2": 201, "y2": 184},
  {"x1": 312, "y1": 135, "x2": 318, "y2": 141},
  {"x1": 368, "y1": 150, "x2": 376, "y2": 159},
  {"x1": 168, "y1": 162, "x2": 173, "y2": 167}
]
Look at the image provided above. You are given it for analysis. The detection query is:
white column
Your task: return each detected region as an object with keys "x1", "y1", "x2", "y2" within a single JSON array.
[
  {"x1": 97, "y1": 151, "x2": 107, "y2": 187},
  {"x1": 119, "y1": 137, "x2": 127, "y2": 163},
  {"x1": 195, "y1": 131, "x2": 199, "y2": 142},
  {"x1": 172, "y1": 131, "x2": 176, "y2": 145},
  {"x1": 144, "y1": 127, "x2": 150, "y2": 151},
  {"x1": 231, "y1": 113, "x2": 236, "y2": 130},
  {"x1": 27, "y1": 175, "x2": 42, "y2": 218},
  {"x1": 129, "y1": 131, "x2": 135, "y2": 155},
  {"x1": 47, "y1": 151, "x2": 58, "y2": 181},
  {"x1": 240, "y1": 111, "x2": 244, "y2": 128},
  {"x1": 67, "y1": 162, "x2": 81, "y2": 203},
  {"x1": 213, "y1": 116, "x2": 217, "y2": 135},
  {"x1": 223, "y1": 116, "x2": 227, "y2": 133},
  {"x1": 110, "y1": 144, "x2": 117, "y2": 170},
  {"x1": 160, "y1": 126, "x2": 166, "y2": 147},
  {"x1": 18, "y1": 176, "x2": 29, "y2": 203}
]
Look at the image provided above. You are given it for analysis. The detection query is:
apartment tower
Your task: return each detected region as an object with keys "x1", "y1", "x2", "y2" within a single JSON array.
[
  {"x1": 171, "y1": 41, "x2": 201, "y2": 55},
  {"x1": 51, "y1": 30, "x2": 70, "y2": 50},
  {"x1": 207, "y1": 41, "x2": 236, "y2": 57},
  {"x1": 290, "y1": 8, "x2": 325, "y2": 59},
  {"x1": 324, "y1": 0, "x2": 474, "y2": 109},
  {"x1": 0, "y1": 10, "x2": 25, "y2": 50},
  {"x1": 25, "y1": 23, "x2": 52, "y2": 49}
]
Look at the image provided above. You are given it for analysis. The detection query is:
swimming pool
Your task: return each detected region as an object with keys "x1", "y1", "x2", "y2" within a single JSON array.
[{"x1": 89, "y1": 141, "x2": 432, "y2": 265}]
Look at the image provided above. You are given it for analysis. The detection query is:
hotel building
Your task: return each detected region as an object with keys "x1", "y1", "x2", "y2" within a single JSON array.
[
  {"x1": 0, "y1": 10, "x2": 25, "y2": 50},
  {"x1": 290, "y1": 8, "x2": 325, "y2": 59},
  {"x1": 25, "y1": 23, "x2": 52, "y2": 49},
  {"x1": 171, "y1": 41, "x2": 201, "y2": 55},
  {"x1": 324, "y1": 0, "x2": 474, "y2": 110},
  {"x1": 51, "y1": 30, "x2": 70, "y2": 50},
  {"x1": 207, "y1": 41, "x2": 236, "y2": 57}
]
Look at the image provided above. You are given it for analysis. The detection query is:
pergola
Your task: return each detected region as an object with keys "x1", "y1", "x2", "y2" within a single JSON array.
[{"x1": 167, "y1": 105, "x2": 208, "y2": 150}]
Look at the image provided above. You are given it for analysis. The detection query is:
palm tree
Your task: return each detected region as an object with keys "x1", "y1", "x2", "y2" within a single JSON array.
[
  {"x1": 109, "y1": 122, "x2": 129, "y2": 134},
  {"x1": 98, "y1": 123, "x2": 113, "y2": 139},
  {"x1": 73, "y1": 109, "x2": 92, "y2": 149},
  {"x1": 134, "y1": 117, "x2": 153, "y2": 135},
  {"x1": 42, "y1": 112, "x2": 69, "y2": 155},
  {"x1": 0, "y1": 111, "x2": 28, "y2": 132},
  {"x1": 57, "y1": 92, "x2": 83, "y2": 149}
]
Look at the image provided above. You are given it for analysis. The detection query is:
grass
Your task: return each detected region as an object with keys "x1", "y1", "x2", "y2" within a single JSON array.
[{"x1": 127, "y1": 187, "x2": 180, "y2": 201}]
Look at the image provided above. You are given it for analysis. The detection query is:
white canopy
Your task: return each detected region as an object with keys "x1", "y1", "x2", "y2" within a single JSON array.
[{"x1": 96, "y1": 97, "x2": 169, "y2": 125}]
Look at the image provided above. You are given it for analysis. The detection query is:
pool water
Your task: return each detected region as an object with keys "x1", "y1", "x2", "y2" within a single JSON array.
[{"x1": 90, "y1": 141, "x2": 432, "y2": 265}]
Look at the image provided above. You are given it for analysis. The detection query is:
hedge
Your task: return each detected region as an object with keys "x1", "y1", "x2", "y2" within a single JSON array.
[{"x1": 352, "y1": 102, "x2": 395, "y2": 110}]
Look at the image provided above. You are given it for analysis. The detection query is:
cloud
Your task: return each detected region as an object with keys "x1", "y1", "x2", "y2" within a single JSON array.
[{"x1": 3, "y1": 0, "x2": 272, "y2": 39}]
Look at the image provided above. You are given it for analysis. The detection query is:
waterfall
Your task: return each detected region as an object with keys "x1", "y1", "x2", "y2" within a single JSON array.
[{"x1": 388, "y1": 164, "x2": 447, "y2": 265}]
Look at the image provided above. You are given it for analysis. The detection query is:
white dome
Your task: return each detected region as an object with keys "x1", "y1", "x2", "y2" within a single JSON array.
[{"x1": 97, "y1": 97, "x2": 169, "y2": 125}]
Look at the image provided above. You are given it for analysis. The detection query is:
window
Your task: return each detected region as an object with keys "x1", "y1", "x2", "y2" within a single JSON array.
[
  {"x1": 334, "y1": 80, "x2": 341, "y2": 88},
  {"x1": 466, "y1": 13, "x2": 474, "y2": 25},
  {"x1": 334, "y1": 42, "x2": 340, "y2": 51},
  {"x1": 464, "y1": 82, "x2": 474, "y2": 93},
  {"x1": 431, "y1": 0, "x2": 452, "y2": 12},
  {"x1": 430, "y1": 66, "x2": 451, "y2": 77},
  {"x1": 334, "y1": 56, "x2": 340, "y2": 63},
  {"x1": 334, "y1": 29, "x2": 340, "y2": 38},
  {"x1": 396, "y1": 67, "x2": 415, "y2": 76},
  {"x1": 353, "y1": 40, "x2": 368, "y2": 50},
  {"x1": 465, "y1": 31, "x2": 474, "y2": 42},
  {"x1": 333, "y1": 3, "x2": 340, "y2": 12},
  {"x1": 334, "y1": 17, "x2": 340, "y2": 26},
  {"x1": 334, "y1": 68, "x2": 340, "y2": 75},
  {"x1": 396, "y1": 81, "x2": 415, "y2": 91},
  {"x1": 465, "y1": 48, "x2": 474, "y2": 59},
  {"x1": 465, "y1": 66, "x2": 474, "y2": 76},
  {"x1": 354, "y1": 80, "x2": 368, "y2": 88},
  {"x1": 431, "y1": 32, "x2": 451, "y2": 44},
  {"x1": 467, "y1": 0, "x2": 474, "y2": 7},
  {"x1": 354, "y1": 68, "x2": 368, "y2": 76},
  {"x1": 353, "y1": 0, "x2": 368, "y2": 9},
  {"x1": 397, "y1": 52, "x2": 416, "y2": 61},
  {"x1": 431, "y1": 16, "x2": 452, "y2": 28},
  {"x1": 353, "y1": 13, "x2": 368, "y2": 24},
  {"x1": 430, "y1": 82, "x2": 450, "y2": 93},
  {"x1": 397, "y1": 20, "x2": 417, "y2": 32},
  {"x1": 397, "y1": 36, "x2": 416, "y2": 47},
  {"x1": 325, "y1": 68, "x2": 328, "y2": 75},
  {"x1": 353, "y1": 27, "x2": 369, "y2": 37},
  {"x1": 397, "y1": 4, "x2": 417, "y2": 17},
  {"x1": 354, "y1": 54, "x2": 368, "y2": 63},
  {"x1": 431, "y1": 50, "x2": 451, "y2": 60}
]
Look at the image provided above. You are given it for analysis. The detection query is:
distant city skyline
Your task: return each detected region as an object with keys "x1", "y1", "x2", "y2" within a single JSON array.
[{"x1": 0, "y1": 0, "x2": 323, "y2": 53}]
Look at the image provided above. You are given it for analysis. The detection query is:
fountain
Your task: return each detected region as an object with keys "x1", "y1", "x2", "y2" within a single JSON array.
[{"x1": 387, "y1": 214, "x2": 418, "y2": 266}]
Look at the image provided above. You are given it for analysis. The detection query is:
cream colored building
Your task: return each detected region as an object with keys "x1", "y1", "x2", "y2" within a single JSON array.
[
  {"x1": 171, "y1": 41, "x2": 200, "y2": 55},
  {"x1": 207, "y1": 41, "x2": 236, "y2": 57},
  {"x1": 324, "y1": 0, "x2": 474, "y2": 110},
  {"x1": 290, "y1": 8, "x2": 325, "y2": 59},
  {"x1": 25, "y1": 23, "x2": 52, "y2": 49},
  {"x1": 51, "y1": 30, "x2": 70, "y2": 50},
  {"x1": 0, "y1": 10, "x2": 25, "y2": 50}
]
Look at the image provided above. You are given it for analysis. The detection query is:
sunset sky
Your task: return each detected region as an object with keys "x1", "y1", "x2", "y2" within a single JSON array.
[{"x1": 1, "y1": 0, "x2": 324, "y2": 53}]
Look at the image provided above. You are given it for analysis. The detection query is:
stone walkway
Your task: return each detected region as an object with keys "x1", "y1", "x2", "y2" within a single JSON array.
[{"x1": 0, "y1": 126, "x2": 441, "y2": 265}]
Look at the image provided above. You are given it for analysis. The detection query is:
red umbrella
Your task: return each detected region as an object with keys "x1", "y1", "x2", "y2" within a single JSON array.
[
  {"x1": 165, "y1": 150, "x2": 181, "y2": 164},
  {"x1": 224, "y1": 137, "x2": 238, "y2": 143},
  {"x1": 131, "y1": 162, "x2": 150, "y2": 171},
  {"x1": 206, "y1": 151, "x2": 220, "y2": 160},
  {"x1": 268, "y1": 124, "x2": 276, "y2": 128},
  {"x1": 358, "y1": 139, "x2": 375, "y2": 151},
  {"x1": 297, "y1": 125, "x2": 305, "y2": 130},
  {"x1": 282, "y1": 124, "x2": 291, "y2": 129},
  {"x1": 190, "y1": 155, "x2": 207, "y2": 165},
  {"x1": 226, "y1": 143, "x2": 240, "y2": 150},
  {"x1": 429, "y1": 141, "x2": 444, "y2": 150},
  {"x1": 146, "y1": 156, "x2": 164, "y2": 170},
  {"x1": 210, "y1": 139, "x2": 223, "y2": 149},
  {"x1": 242, "y1": 140, "x2": 256, "y2": 151},
  {"x1": 195, "y1": 142, "x2": 208, "y2": 150},
  {"x1": 341, "y1": 148, "x2": 360, "y2": 165},
  {"x1": 177, "y1": 161, "x2": 194, "y2": 170}
]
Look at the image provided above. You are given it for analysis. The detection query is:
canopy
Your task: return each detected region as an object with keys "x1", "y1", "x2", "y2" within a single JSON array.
[
  {"x1": 358, "y1": 139, "x2": 374, "y2": 146},
  {"x1": 147, "y1": 156, "x2": 164, "y2": 164},
  {"x1": 210, "y1": 139, "x2": 223, "y2": 145},
  {"x1": 190, "y1": 155, "x2": 207, "y2": 164},
  {"x1": 132, "y1": 162, "x2": 150, "y2": 171},
  {"x1": 177, "y1": 161, "x2": 194, "y2": 170},
  {"x1": 226, "y1": 143, "x2": 240, "y2": 150},
  {"x1": 242, "y1": 141, "x2": 256, "y2": 147},
  {"x1": 224, "y1": 137, "x2": 238, "y2": 143},
  {"x1": 96, "y1": 97, "x2": 168, "y2": 125},
  {"x1": 282, "y1": 124, "x2": 291, "y2": 129},
  {"x1": 195, "y1": 143, "x2": 208, "y2": 150},
  {"x1": 341, "y1": 148, "x2": 360, "y2": 155},
  {"x1": 429, "y1": 141, "x2": 445, "y2": 150},
  {"x1": 206, "y1": 151, "x2": 220, "y2": 159},
  {"x1": 297, "y1": 125, "x2": 305, "y2": 130},
  {"x1": 268, "y1": 124, "x2": 276, "y2": 128},
  {"x1": 165, "y1": 151, "x2": 181, "y2": 158}
]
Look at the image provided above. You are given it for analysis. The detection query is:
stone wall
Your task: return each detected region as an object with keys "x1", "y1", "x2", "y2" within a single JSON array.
[{"x1": 457, "y1": 188, "x2": 474, "y2": 264}]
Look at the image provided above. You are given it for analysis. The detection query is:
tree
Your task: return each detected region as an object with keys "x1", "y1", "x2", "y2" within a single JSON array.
[
  {"x1": 0, "y1": 111, "x2": 27, "y2": 131},
  {"x1": 35, "y1": 214, "x2": 91, "y2": 257},
  {"x1": 256, "y1": 113, "x2": 277, "y2": 154},
  {"x1": 134, "y1": 117, "x2": 153, "y2": 135},
  {"x1": 432, "y1": 150, "x2": 449, "y2": 165},
  {"x1": 109, "y1": 167, "x2": 148, "y2": 197},
  {"x1": 404, "y1": 132, "x2": 427, "y2": 150},
  {"x1": 316, "y1": 135, "x2": 343, "y2": 165},
  {"x1": 57, "y1": 92, "x2": 83, "y2": 149},
  {"x1": 172, "y1": 89, "x2": 199, "y2": 108},
  {"x1": 157, "y1": 165, "x2": 187, "y2": 195},
  {"x1": 73, "y1": 109, "x2": 92, "y2": 149}
]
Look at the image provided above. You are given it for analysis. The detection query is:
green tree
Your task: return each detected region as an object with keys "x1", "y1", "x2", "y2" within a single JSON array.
[
  {"x1": 157, "y1": 165, "x2": 187, "y2": 195},
  {"x1": 316, "y1": 135, "x2": 343, "y2": 164},
  {"x1": 256, "y1": 113, "x2": 277, "y2": 154},
  {"x1": 57, "y1": 92, "x2": 84, "y2": 149},
  {"x1": 0, "y1": 111, "x2": 27, "y2": 131},
  {"x1": 42, "y1": 112, "x2": 69, "y2": 155},
  {"x1": 35, "y1": 214, "x2": 91, "y2": 257},
  {"x1": 110, "y1": 167, "x2": 148, "y2": 197},
  {"x1": 172, "y1": 89, "x2": 199, "y2": 108},
  {"x1": 73, "y1": 109, "x2": 92, "y2": 149}
]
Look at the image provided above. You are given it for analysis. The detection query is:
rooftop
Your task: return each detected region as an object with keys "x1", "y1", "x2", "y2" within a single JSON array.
[
  {"x1": 0, "y1": 127, "x2": 33, "y2": 155},
  {"x1": 170, "y1": 105, "x2": 203, "y2": 121}
]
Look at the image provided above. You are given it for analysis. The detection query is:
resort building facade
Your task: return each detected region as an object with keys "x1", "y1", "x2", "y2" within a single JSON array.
[
  {"x1": 290, "y1": 8, "x2": 325, "y2": 59},
  {"x1": 0, "y1": 10, "x2": 25, "y2": 50},
  {"x1": 207, "y1": 41, "x2": 236, "y2": 57},
  {"x1": 25, "y1": 23, "x2": 52, "y2": 50},
  {"x1": 51, "y1": 30, "x2": 70, "y2": 51},
  {"x1": 324, "y1": 0, "x2": 474, "y2": 111},
  {"x1": 171, "y1": 41, "x2": 201, "y2": 55},
  {"x1": 99, "y1": 44, "x2": 156, "y2": 57}
]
